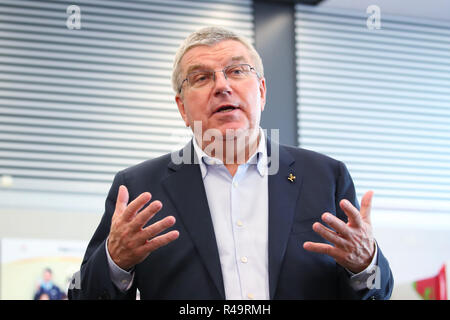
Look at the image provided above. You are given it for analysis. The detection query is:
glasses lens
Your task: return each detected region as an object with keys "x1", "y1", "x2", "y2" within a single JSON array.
[
  {"x1": 185, "y1": 64, "x2": 254, "y2": 90},
  {"x1": 225, "y1": 64, "x2": 251, "y2": 79},
  {"x1": 188, "y1": 71, "x2": 213, "y2": 88}
]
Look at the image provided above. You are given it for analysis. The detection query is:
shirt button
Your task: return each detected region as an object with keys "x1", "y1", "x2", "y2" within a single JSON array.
[
  {"x1": 241, "y1": 256, "x2": 248, "y2": 263},
  {"x1": 236, "y1": 220, "x2": 243, "y2": 227},
  {"x1": 247, "y1": 293, "x2": 254, "y2": 300},
  {"x1": 233, "y1": 181, "x2": 238, "y2": 188}
]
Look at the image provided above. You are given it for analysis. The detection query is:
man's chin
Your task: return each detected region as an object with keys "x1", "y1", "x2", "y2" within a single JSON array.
[
  {"x1": 192, "y1": 121, "x2": 259, "y2": 144},
  {"x1": 219, "y1": 127, "x2": 256, "y2": 140}
]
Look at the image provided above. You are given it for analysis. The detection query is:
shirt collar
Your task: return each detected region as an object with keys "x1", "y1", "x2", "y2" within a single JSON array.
[{"x1": 192, "y1": 128, "x2": 267, "y2": 179}]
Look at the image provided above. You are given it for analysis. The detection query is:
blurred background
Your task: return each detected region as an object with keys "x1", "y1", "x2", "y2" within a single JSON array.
[{"x1": 0, "y1": 0, "x2": 449, "y2": 299}]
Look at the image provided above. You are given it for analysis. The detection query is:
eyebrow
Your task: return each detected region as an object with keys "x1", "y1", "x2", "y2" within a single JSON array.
[
  {"x1": 185, "y1": 56, "x2": 248, "y2": 75},
  {"x1": 231, "y1": 56, "x2": 246, "y2": 63},
  {"x1": 185, "y1": 64, "x2": 207, "y2": 75}
]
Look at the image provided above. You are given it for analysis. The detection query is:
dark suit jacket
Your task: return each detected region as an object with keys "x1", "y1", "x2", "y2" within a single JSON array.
[{"x1": 69, "y1": 139, "x2": 393, "y2": 300}]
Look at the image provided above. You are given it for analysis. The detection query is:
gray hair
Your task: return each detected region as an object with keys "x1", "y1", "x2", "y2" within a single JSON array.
[{"x1": 172, "y1": 26, "x2": 264, "y2": 94}]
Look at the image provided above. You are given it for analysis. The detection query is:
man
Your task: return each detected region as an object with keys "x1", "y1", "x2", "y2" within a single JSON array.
[
  {"x1": 34, "y1": 268, "x2": 65, "y2": 300},
  {"x1": 69, "y1": 26, "x2": 393, "y2": 300}
]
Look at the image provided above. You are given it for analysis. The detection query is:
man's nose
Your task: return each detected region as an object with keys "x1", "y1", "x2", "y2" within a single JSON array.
[{"x1": 213, "y1": 71, "x2": 232, "y2": 96}]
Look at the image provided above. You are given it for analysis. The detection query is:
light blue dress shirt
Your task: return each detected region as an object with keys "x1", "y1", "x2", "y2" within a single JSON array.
[
  {"x1": 192, "y1": 129, "x2": 270, "y2": 300},
  {"x1": 106, "y1": 129, "x2": 378, "y2": 298}
]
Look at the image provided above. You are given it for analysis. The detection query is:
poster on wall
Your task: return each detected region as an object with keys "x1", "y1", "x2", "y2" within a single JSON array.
[{"x1": 0, "y1": 238, "x2": 87, "y2": 300}]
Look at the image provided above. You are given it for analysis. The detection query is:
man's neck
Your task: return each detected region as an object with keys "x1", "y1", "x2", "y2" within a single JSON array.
[{"x1": 196, "y1": 128, "x2": 261, "y2": 177}]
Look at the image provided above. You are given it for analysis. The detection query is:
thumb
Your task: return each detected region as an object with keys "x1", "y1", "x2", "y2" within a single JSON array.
[
  {"x1": 115, "y1": 185, "x2": 129, "y2": 214},
  {"x1": 360, "y1": 190, "x2": 374, "y2": 225}
]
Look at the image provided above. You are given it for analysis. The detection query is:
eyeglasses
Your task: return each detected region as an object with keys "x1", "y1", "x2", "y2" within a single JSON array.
[{"x1": 179, "y1": 63, "x2": 259, "y2": 93}]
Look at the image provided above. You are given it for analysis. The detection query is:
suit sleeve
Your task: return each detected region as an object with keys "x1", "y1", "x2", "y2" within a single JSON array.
[
  {"x1": 68, "y1": 171, "x2": 137, "y2": 300},
  {"x1": 334, "y1": 161, "x2": 394, "y2": 300}
]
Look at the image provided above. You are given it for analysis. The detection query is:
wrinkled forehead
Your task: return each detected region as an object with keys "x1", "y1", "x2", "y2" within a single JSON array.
[{"x1": 180, "y1": 40, "x2": 253, "y2": 74}]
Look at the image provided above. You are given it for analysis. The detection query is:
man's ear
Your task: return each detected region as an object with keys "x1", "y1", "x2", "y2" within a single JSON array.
[
  {"x1": 259, "y1": 77, "x2": 267, "y2": 112},
  {"x1": 175, "y1": 94, "x2": 189, "y2": 127}
]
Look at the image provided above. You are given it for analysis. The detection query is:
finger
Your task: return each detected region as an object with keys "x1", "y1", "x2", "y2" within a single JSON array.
[
  {"x1": 114, "y1": 185, "x2": 129, "y2": 215},
  {"x1": 360, "y1": 190, "x2": 374, "y2": 225},
  {"x1": 304, "y1": 242, "x2": 355, "y2": 271},
  {"x1": 142, "y1": 215, "x2": 176, "y2": 240},
  {"x1": 321, "y1": 213, "x2": 350, "y2": 238},
  {"x1": 339, "y1": 199, "x2": 362, "y2": 228},
  {"x1": 312, "y1": 222, "x2": 348, "y2": 249},
  {"x1": 132, "y1": 200, "x2": 163, "y2": 231},
  {"x1": 122, "y1": 192, "x2": 152, "y2": 222},
  {"x1": 303, "y1": 241, "x2": 341, "y2": 260},
  {"x1": 142, "y1": 230, "x2": 180, "y2": 254}
]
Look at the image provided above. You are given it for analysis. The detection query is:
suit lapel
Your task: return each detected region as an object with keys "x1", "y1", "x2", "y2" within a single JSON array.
[
  {"x1": 267, "y1": 141, "x2": 303, "y2": 299},
  {"x1": 161, "y1": 142, "x2": 225, "y2": 299},
  {"x1": 161, "y1": 139, "x2": 303, "y2": 299}
]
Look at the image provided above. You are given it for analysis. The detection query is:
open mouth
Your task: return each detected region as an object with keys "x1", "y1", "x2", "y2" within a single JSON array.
[{"x1": 214, "y1": 105, "x2": 240, "y2": 113}]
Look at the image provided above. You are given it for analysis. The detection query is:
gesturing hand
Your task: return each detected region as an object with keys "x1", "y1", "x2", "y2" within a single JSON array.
[
  {"x1": 107, "y1": 185, "x2": 179, "y2": 271},
  {"x1": 303, "y1": 191, "x2": 376, "y2": 274}
]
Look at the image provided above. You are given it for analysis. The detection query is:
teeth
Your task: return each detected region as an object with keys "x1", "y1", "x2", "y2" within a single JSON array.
[{"x1": 217, "y1": 106, "x2": 237, "y2": 112}]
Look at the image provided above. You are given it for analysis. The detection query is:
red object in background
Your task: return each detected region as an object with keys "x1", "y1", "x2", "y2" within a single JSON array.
[{"x1": 413, "y1": 264, "x2": 447, "y2": 300}]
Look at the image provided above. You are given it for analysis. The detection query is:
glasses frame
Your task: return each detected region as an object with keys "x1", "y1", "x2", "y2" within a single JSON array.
[{"x1": 178, "y1": 63, "x2": 259, "y2": 94}]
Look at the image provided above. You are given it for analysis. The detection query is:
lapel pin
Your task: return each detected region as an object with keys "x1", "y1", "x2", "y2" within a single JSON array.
[{"x1": 288, "y1": 173, "x2": 296, "y2": 183}]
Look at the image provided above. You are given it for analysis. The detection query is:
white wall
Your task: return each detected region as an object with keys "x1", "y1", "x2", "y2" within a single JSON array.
[{"x1": 373, "y1": 213, "x2": 450, "y2": 286}]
